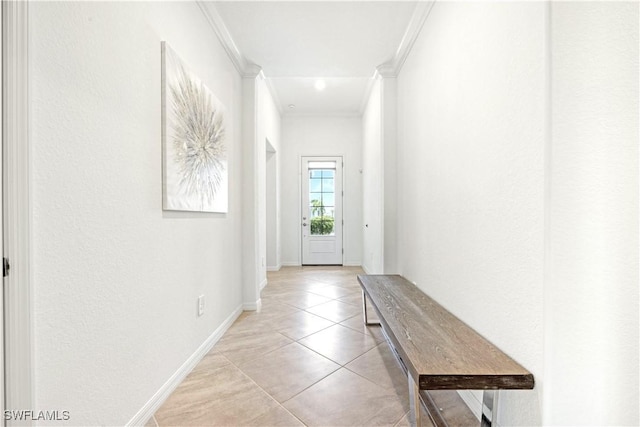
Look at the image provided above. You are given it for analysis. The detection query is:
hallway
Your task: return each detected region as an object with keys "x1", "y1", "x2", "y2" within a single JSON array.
[
  {"x1": 13, "y1": 1, "x2": 638, "y2": 425},
  {"x1": 152, "y1": 267, "x2": 420, "y2": 426}
]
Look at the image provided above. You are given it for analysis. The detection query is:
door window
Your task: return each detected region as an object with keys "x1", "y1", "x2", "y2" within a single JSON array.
[{"x1": 308, "y1": 163, "x2": 336, "y2": 236}]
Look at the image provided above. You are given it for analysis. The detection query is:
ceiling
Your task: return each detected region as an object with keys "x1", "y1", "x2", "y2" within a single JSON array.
[{"x1": 208, "y1": 1, "x2": 419, "y2": 115}]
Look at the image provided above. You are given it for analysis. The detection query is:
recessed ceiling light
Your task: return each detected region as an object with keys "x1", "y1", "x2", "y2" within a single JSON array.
[
  {"x1": 314, "y1": 79, "x2": 326, "y2": 91},
  {"x1": 288, "y1": 104, "x2": 296, "y2": 109}
]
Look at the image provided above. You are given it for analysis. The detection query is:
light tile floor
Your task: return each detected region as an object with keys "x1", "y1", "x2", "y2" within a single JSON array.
[{"x1": 152, "y1": 266, "x2": 426, "y2": 426}]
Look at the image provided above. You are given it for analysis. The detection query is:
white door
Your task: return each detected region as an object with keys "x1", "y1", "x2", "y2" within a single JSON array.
[{"x1": 301, "y1": 157, "x2": 343, "y2": 265}]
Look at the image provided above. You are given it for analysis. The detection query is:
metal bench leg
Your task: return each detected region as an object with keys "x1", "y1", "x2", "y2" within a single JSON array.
[
  {"x1": 481, "y1": 390, "x2": 498, "y2": 427},
  {"x1": 362, "y1": 290, "x2": 380, "y2": 325},
  {"x1": 408, "y1": 372, "x2": 421, "y2": 427}
]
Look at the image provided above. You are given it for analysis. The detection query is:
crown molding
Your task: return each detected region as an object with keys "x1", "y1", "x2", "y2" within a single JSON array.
[
  {"x1": 376, "y1": 1, "x2": 435, "y2": 78},
  {"x1": 360, "y1": 1, "x2": 435, "y2": 113},
  {"x1": 197, "y1": 1, "x2": 262, "y2": 78}
]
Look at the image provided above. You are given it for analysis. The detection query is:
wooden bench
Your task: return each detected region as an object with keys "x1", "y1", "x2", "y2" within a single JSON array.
[{"x1": 357, "y1": 275, "x2": 534, "y2": 427}]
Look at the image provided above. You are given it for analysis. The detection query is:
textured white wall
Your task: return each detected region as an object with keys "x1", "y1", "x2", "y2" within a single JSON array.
[
  {"x1": 397, "y1": 2, "x2": 546, "y2": 425},
  {"x1": 280, "y1": 116, "x2": 363, "y2": 266},
  {"x1": 546, "y1": 2, "x2": 639, "y2": 425},
  {"x1": 30, "y1": 2, "x2": 243, "y2": 424},
  {"x1": 362, "y1": 78, "x2": 384, "y2": 273}
]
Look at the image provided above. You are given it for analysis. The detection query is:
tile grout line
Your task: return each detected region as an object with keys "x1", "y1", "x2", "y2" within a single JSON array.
[
  {"x1": 291, "y1": 339, "x2": 343, "y2": 367},
  {"x1": 218, "y1": 341, "x2": 311, "y2": 426},
  {"x1": 218, "y1": 330, "x2": 295, "y2": 367},
  {"x1": 342, "y1": 343, "x2": 403, "y2": 391},
  {"x1": 279, "y1": 366, "x2": 342, "y2": 407},
  {"x1": 272, "y1": 294, "x2": 339, "y2": 311},
  {"x1": 294, "y1": 333, "x2": 379, "y2": 368},
  {"x1": 287, "y1": 322, "x2": 336, "y2": 341}
]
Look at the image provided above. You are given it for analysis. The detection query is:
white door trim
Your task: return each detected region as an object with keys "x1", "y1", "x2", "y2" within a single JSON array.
[{"x1": 3, "y1": 0, "x2": 33, "y2": 417}]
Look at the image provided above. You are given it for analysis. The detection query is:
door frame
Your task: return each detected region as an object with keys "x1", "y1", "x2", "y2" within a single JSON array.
[
  {"x1": 300, "y1": 155, "x2": 344, "y2": 265},
  {"x1": 1, "y1": 2, "x2": 4, "y2": 420},
  {"x1": 3, "y1": 0, "x2": 33, "y2": 418}
]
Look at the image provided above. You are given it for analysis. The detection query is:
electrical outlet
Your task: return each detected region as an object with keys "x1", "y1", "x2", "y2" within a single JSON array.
[{"x1": 198, "y1": 295, "x2": 205, "y2": 317}]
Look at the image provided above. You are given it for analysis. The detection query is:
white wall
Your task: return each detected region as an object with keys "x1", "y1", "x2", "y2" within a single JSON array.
[
  {"x1": 241, "y1": 77, "x2": 260, "y2": 307},
  {"x1": 30, "y1": 2, "x2": 243, "y2": 425},
  {"x1": 281, "y1": 116, "x2": 362, "y2": 266},
  {"x1": 260, "y1": 81, "x2": 282, "y2": 273},
  {"x1": 545, "y1": 2, "x2": 639, "y2": 424},
  {"x1": 240, "y1": 74, "x2": 281, "y2": 306},
  {"x1": 397, "y1": 1, "x2": 639, "y2": 425},
  {"x1": 362, "y1": 76, "x2": 398, "y2": 274},
  {"x1": 397, "y1": 2, "x2": 546, "y2": 425},
  {"x1": 266, "y1": 144, "x2": 279, "y2": 270},
  {"x1": 362, "y1": 78, "x2": 383, "y2": 273},
  {"x1": 381, "y1": 79, "x2": 398, "y2": 274}
]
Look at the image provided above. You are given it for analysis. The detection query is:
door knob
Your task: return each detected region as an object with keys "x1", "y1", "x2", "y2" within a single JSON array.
[{"x1": 302, "y1": 223, "x2": 308, "y2": 226}]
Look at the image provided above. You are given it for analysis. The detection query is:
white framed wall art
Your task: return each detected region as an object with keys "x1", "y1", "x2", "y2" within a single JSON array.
[{"x1": 161, "y1": 41, "x2": 228, "y2": 213}]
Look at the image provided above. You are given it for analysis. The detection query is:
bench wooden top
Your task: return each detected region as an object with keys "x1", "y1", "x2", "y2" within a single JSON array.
[{"x1": 358, "y1": 274, "x2": 534, "y2": 390}]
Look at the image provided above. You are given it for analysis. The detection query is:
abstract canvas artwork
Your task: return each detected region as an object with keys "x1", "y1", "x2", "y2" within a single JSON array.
[{"x1": 162, "y1": 41, "x2": 228, "y2": 213}]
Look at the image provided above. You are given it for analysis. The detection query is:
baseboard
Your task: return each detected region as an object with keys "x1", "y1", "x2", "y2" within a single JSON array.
[
  {"x1": 343, "y1": 262, "x2": 362, "y2": 267},
  {"x1": 126, "y1": 304, "x2": 243, "y2": 426},
  {"x1": 280, "y1": 261, "x2": 300, "y2": 267},
  {"x1": 242, "y1": 298, "x2": 262, "y2": 311},
  {"x1": 259, "y1": 278, "x2": 268, "y2": 290},
  {"x1": 457, "y1": 390, "x2": 482, "y2": 421},
  {"x1": 266, "y1": 264, "x2": 281, "y2": 272},
  {"x1": 362, "y1": 265, "x2": 372, "y2": 275}
]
